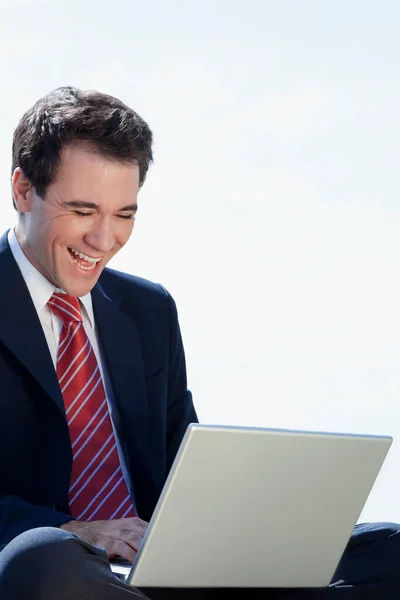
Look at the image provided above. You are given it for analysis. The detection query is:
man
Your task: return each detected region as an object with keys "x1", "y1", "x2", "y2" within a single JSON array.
[
  {"x1": 0, "y1": 86, "x2": 399, "y2": 600},
  {"x1": 0, "y1": 86, "x2": 196, "y2": 598}
]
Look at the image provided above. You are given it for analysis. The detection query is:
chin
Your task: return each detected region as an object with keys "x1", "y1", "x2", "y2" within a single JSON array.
[{"x1": 61, "y1": 279, "x2": 98, "y2": 298}]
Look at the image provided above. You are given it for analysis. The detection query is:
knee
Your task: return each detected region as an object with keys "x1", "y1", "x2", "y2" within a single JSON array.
[
  {"x1": 0, "y1": 527, "x2": 100, "y2": 600},
  {"x1": 350, "y1": 522, "x2": 400, "y2": 548}
]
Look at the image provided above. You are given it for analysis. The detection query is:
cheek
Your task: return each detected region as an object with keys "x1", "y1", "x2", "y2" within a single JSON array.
[
  {"x1": 40, "y1": 222, "x2": 74, "y2": 257},
  {"x1": 27, "y1": 218, "x2": 54, "y2": 252},
  {"x1": 116, "y1": 221, "x2": 135, "y2": 247},
  {"x1": 53, "y1": 217, "x2": 89, "y2": 246}
]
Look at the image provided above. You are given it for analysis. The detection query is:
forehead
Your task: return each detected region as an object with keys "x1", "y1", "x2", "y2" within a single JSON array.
[{"x1": 51, "y1": 144, "x2": 140, "y2": 202}]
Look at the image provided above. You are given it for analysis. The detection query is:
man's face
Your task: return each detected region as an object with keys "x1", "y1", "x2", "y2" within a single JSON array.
[{"x1": 14, "y1": 144, "x2": 140, "y2": 297}]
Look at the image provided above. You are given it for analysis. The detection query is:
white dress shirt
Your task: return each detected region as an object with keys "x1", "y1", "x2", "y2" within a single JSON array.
[{"x1": 8, "y1": 228, "x2": 133, "y2": 500}]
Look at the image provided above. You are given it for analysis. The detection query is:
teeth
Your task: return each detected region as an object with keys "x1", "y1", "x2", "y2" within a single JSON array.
[
  {"x1": 71, "y1": 257, "x2": 96, "y2": 271},
  {"x1": 69, "y1": 248, "x2": 102, "y2": 263}
]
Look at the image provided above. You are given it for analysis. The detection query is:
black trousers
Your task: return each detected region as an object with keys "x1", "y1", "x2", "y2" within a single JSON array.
[{"x1": 0, "y1": 523, "x2": 399, "y2": 599}]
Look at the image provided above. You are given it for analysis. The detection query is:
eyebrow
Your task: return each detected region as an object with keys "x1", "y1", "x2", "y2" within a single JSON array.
[{"x1": 64, "y1": 200, "x2": 138, "y2": 213}]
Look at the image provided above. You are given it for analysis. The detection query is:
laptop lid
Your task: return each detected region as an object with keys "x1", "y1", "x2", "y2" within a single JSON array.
[{"x1": 124, "y1": 424, "x2": 391, "y2": 588}]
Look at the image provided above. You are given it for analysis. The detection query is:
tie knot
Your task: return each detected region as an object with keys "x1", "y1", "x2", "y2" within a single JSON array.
[{"x1": 48, "y1": 293, "x2": 82, "y2": 323}]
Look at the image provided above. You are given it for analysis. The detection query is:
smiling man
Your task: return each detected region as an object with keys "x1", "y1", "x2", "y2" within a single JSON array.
[{"x1": 0, "y1": 87, "x2": 197, "y2": 598}]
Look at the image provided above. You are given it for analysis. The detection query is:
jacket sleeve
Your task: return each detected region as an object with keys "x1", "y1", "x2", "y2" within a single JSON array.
[
  {"x1": 0, "y1": 495, "x2": 74, "y2": 547},
  {"x1": 162, "y1": 288, "x2": 198, "y2": 472}
]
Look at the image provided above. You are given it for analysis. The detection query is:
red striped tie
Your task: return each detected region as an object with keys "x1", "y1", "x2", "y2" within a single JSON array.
[{"x1": 48, "y1": 293, "x2": 135, "y2": 521}]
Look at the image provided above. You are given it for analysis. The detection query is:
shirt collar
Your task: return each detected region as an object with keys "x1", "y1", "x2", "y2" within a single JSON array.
[{"x1": 8, "y1": 228, "x2": 95, "y2": 329}]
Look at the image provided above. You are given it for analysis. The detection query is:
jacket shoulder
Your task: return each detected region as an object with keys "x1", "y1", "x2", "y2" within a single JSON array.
[{"x1": 97, "y1": 267, "x2": 171, "y2": 308}]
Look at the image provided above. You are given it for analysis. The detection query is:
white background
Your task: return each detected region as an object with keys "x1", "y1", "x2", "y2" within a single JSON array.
[{"x1": 1, "y1": 0, "x2": 400, "y2": 522}]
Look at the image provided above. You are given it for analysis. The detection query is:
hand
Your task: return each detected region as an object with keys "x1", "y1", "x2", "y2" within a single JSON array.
[{"x1": 60, "y1": 517, "x2": 149, "y2": 562}]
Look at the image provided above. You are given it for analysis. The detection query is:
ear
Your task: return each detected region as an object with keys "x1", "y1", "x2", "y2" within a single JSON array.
[{"x1": 12, "y1": 168, "x2": 33, "y2": 213}]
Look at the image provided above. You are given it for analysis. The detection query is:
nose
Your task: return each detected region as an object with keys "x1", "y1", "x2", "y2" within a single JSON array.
[{"x1": 84, "y1": 218, "x2": 116, "y2": 254}]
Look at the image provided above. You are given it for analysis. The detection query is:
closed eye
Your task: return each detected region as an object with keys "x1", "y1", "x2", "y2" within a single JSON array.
[
  {"x1": 72, "y1": 208, "x2": 134, "y2": 220},
  {"x1": 74, "y1": 211, "x2": 93, "y2": 217}
]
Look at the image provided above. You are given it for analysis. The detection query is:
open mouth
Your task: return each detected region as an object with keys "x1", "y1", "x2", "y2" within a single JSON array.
[{"x1": 67, "y1": 247, "x2": 103, "y2": 272}]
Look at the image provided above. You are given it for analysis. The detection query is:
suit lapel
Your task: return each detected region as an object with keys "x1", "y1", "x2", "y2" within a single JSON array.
[
  {"x1": 0, "y1": 232, "x2": 64, "y2": 413},
  {"x1": 91, "y1": 282, "x2": 154, "y2": 497}
]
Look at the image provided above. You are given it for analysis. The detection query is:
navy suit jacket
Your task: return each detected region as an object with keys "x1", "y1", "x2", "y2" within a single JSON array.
[{"x1": 0, "y1": 231, "x2": 197, "y2": 547}]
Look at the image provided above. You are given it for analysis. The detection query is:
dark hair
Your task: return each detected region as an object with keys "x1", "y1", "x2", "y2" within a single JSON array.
[{"x1": 12, "y1": 86, "x2": 153, "y2": 205}]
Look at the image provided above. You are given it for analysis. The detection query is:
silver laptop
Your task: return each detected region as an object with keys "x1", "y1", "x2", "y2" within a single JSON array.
[{"x1": 111, "y1": 424, "x2": 392, "y2": 588}]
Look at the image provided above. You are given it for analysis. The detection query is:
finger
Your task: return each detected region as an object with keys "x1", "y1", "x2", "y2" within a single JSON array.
[
  {"x1": 94, "y1": 519, "x2": 147, "y2": 547},
  {"x1": 105, "y1": 539, "x2": 137, "y2": 562},
  {"x1": 124, "y1": 516, "x2": 148, "y2": 527},
  {"x1": 118, "y1": 517, "x2": 148, "y2": 536},
  {"x1": 122, "y1": 532, "x2": 144, "y2": 552}
]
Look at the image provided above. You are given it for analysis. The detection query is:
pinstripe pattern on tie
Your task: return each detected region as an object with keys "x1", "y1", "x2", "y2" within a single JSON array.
[{"x1": 48, "y1": 293, "x2": 135, "y2": 521}]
